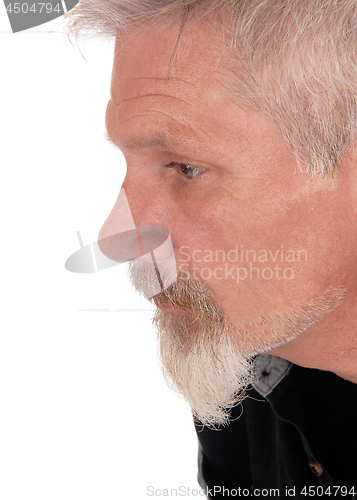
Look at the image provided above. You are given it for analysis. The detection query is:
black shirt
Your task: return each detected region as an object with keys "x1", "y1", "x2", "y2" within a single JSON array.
[{"x1": 195, "y1": 354, "x2": 357, "y2": 499}]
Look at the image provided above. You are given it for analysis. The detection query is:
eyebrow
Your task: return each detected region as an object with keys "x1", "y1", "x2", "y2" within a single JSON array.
[{"x1": 103, "y1": 128, "x2": 199, "y2": 155}]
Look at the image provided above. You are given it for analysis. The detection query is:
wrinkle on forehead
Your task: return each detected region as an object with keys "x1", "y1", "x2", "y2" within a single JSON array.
[
  {"x1": 111, "y1": 93, "x2": 185, "y2": 107},
  {"x1": 110, "y1": 17, "x2": 236, "y2": 105}
]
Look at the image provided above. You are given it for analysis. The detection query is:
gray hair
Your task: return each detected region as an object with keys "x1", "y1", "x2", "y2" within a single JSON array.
[{"x1": 64, "y1": 0, "x2": 357, "y2": 174}]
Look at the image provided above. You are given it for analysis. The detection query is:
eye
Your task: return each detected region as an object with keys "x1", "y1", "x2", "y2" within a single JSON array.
[{"x1": 166, "y1": 162, "x2": 205, "y2": 179}]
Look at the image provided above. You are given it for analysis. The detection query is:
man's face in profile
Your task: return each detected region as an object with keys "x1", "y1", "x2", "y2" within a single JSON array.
[{"x1": 101, "y1": 16, "x2": 355, "y2": 425}]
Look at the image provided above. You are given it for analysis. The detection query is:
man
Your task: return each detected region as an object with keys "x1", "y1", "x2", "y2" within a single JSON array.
[{"x1": 65, "y1": 1, "x2": 357, "y2": 497}]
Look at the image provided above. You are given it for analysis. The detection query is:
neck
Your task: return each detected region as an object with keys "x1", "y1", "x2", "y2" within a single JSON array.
[{"x1": 266, "y1": 291, "x2": 357, "y2": 384}]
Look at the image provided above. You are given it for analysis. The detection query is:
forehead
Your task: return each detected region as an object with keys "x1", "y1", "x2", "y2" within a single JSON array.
[
  {"x1": 106, "y1": 16, "x2": 287, "y2": 168},
  {"x1": 110, "y1": 17, "x2": 235, "y2": 105}
]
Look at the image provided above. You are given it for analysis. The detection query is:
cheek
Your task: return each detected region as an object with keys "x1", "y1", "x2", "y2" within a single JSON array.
[{"x1": 173, "y1": 181, "x2": 357, "y2": 321}]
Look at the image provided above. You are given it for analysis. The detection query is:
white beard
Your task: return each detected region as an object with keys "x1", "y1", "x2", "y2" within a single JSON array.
[{"x1": 129, "y1": 261, "x2": 345, "y2": 427}]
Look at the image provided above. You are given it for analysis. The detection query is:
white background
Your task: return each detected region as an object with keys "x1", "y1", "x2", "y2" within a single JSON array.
[{"x1": 0, "y1": 5, "x2": 201, "y2": 499}]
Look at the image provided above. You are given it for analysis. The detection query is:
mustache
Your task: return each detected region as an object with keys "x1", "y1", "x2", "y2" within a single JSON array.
[{"x1": 128, "y1": 260, "x2": 225, "y2": 322}]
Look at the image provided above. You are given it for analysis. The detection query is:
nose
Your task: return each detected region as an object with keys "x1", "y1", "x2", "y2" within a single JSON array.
[
  {"x1": 98, "y1": 186, "x2": 137, "y2": 243},
  {"x1": 99, "y1": 171, "x2": 162, "y2": 234},
  {"x1": 120, "y1": 174, "x2": 169, "y2": 230},
  {"x1": 98, "y1": 173, "x2": 174, "y2": 260},
  {"x1": 98, "y1": 181, "x2": 173, "y2": 256},
  {"x1": 97, "y1": 186, "x2": 177, "y2": 297}
]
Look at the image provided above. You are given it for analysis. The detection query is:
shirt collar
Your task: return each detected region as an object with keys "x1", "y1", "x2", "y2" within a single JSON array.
[{"x1": 253, "y1": 353, "x2": 293, "y2": 397}]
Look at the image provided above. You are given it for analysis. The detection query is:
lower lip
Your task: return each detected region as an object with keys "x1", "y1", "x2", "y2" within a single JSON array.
[{"x1": 157, "y1": 302, "x2": 181, "y2": 314}]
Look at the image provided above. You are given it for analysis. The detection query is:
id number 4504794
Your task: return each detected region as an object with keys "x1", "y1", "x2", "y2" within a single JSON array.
[{"x1": 300, "y1": 486, "x2": 355, "y2": 497}]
